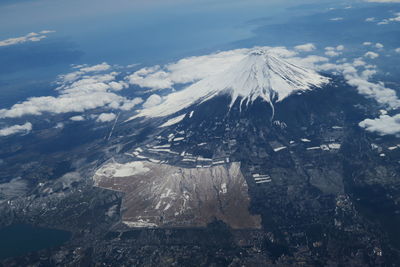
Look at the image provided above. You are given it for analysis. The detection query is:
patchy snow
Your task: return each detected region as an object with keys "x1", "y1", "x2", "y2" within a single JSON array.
[
  {"x1": 159, "y1": 114, "x2": 186, "y2": 127},
  {"x1": 255, "y1": 177, "x2": 270, "y2": 181},
  {"x1": 253, "y1": 174, "x2": 271, "y2": 184},
  {"x1": 123, "y1": 220, "x2": 158, "y2": 228},
  {"x1": 153, "y1": 144, "x2": 171, "y2": 149},
  {"x1": 96, "y1": 161, "x2": 150, "y2": 178},
  {"x1": 332, "y1": 126, "x2": 343, "y2": 129},
  {"x1": 148, "y1": 148, "x2": 172, "y2": 153},
  {"x1": 256, "y1": 179, "x2": 272, "y2": 184},
  {"x1": 167, "y1": 134, "x2": 175, "y2": 142},
  {"x1": 148, "y1": 158, "x2": 161, "y2": 163},
  {"x1": 155, "y1": 200, "x2": 162, "y2": 210},
  {"x1": 221, "y1": 183, "x2": 228, "y2": 194},
  {"x1": 328, "y1": 143, "x2": 341, "y2": 150},
  {"x1": 182, "y1": 158, "x2": 196, "y2": 162},
  {"x1": 307, "y1": 146, "x2": 321, "y2": 150},
  {"x1": 274, "y1": 146, "x2": 287, "y2": 152},
  {"x1": 320, "y1": 145, "x2": 330, "y2": 151},
  {"x1": 197, "y1": 156, "x2": 212, "y2": 161}
]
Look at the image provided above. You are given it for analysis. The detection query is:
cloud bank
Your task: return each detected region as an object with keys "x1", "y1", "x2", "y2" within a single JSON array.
[
  {"x1": 127, "y1": 45, "x2": 400, "y2": 136},
  {"x1": 324, "y1": 45, "x2": 344, "y2": 57},
  {"x1": 127, "y1": 47, "x2": 298, "y2": 91},
  {"x1": 0, "y1": 122, "x2": 32, "y2": 136},
  {"x1": 0, "y1": 63, "x2": 142, "y2": 119},
  {"x1": 70, "y1": 115, "x2": 85, "y2": 121},
  {"x1": 365, "y1": 0, "x2": 400, "y2": 3},
  {"x1": 96, "y1": 113, "x2": 117, "y2": 122},
  {"x1": 1, "y1": 43, "x2": 399, "y2": 137},
  {"x1": 359, "y1": 114, "x2": 400, "y2": 136},
  {"x1": 0, "y1": 30, "x2": 55, "y2": 47},
  {"x1": 376, "y1": 12, "x2": 400, "y2": 25},
  {"x1": 143, "y1": 94, "x2": 162, "y2": 108},
  {"x1": 294, "y1": 43, "x2": 316, "y2": 52}
]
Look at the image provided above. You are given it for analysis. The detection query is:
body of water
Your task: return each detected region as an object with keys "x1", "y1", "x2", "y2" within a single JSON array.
[{"x1": 0, "y1": 224, "x2": 71, "y2": 260}]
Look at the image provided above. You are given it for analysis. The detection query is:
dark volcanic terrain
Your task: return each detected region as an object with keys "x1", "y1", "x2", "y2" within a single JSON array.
[{"x1": 1, "y1": 74, "x2": 400, "y2": 266}]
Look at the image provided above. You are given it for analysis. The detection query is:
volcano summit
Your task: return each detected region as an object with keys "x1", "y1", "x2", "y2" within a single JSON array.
[{"x1": 129, "y1": 49, "x2": 329, "y2": 121}]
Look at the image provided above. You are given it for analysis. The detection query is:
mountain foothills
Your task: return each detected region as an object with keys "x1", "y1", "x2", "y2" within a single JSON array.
[{"x1": 1, "y1": 49, "x2": 400, "y2": 266}]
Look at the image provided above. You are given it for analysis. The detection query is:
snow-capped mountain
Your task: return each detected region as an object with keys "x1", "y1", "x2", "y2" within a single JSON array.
[{"x1": 129, "y1": 49, "x2": 329, "y2": 120}]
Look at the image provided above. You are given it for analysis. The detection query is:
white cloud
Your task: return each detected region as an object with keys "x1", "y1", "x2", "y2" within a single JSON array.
[
  {"x1": 353, "y1": 58, "x2": 367, "y2": 67},
  {"x1": 55, "y1": 122, "x2": 64, "y2": 129},
  {"x1": 359, "y1": 114, "x2": 400, "y2": 136},
  {"x1": 109, "y1": 81, "x2": 127, "y2": 91},
  {"x1": 376, "y1": 12, "x2": 400, "y2": 25},
  {"x1": 392, "y1": 13, "x2": 400, "y2": 21},
  {"x1": 316, "y1": 58, "x2": 400, "y2": 110},
  {"x1": 361, "y1": 69, "x2": 377, "y2": 79},
  {"x1": 330, "y1": 17, "x2": 344, "y2": 21},
  {"x1": 315, "y1": 52, "x2": 400, "y2": 136},
  {"x1": 128, "y1": 65, "x2": 173, "y2": 90},
  {"x1": 96, "y1": 113, "x2": 116, "y2": 122},
  {"x1": 294, "y1": 43, "x2": 316, "y2": 52},
  {"x1": 80, "y1": 62, "x2": 111, "y2": 73},
  {"x1": 288, "y1": 55, "x2": 329, "y2": 69},
  {"x1": 375, "y1": 43, "x2": 384, "y2": 49},
  {"x1": 324, "y1": 46, "x2": 344, "y2": 57},
  {"x1": 378, "y1": 20, "x2": 390, "y2": 25},
  {"x1": 365, "y1": 17, "x2": 376, "y2": 22},
  {"x1": 336, "y1": 45, "x2": 345, "y2": 51},
  {"x1": 58, "y1": 63, "x2": 113, "y2": 83},
  {"x1": 143, "y1": 94, "x2": 162, "y2": 108},
  {"x1": 127, "y1": 49, "x2": 251, "y2": 90},
  {"x1": 365, "y1": 0, "x2": 400, "y2": 3},
  {"x1": 0, "y1": 64, "x2": 142, "y2": 119},
  {"x1": 325, "y1": 50, "x2": 339, "y2": 57},
  {"x1": 0, "y1": 31, "x2": 55, "y2": 47},
  {"x1": 363, "y1": 42, "x2": 373, "y2": 46},
  {"x1": 0, "y1": 122, "x2": 32, "y2": 137},
  {"x1": 395, "y1": 48, "x2": 400, "y2": 53},
  {"x1": 364, "y1": 51, "x2": 380, "y2": 59},
  {"x1": 345, "y1": 75, "x2": 400, "y2": 109},
  {"x1": 70, "y1": 115, "x2": 85, "y2": 121}
]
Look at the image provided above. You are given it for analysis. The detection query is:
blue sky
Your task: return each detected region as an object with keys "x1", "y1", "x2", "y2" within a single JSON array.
[{"x1": 0, "y1": 0, "x2": 348, "y2": 64}]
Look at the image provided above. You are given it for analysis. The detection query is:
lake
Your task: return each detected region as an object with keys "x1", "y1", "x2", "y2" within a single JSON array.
[{"x1": 0, "y1": 224, "x2": 71, "y2": 260}]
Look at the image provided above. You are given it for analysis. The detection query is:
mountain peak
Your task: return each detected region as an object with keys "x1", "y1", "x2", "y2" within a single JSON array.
[{"x1": 130, "y1": 49, "x2": 330, "y2": 120}]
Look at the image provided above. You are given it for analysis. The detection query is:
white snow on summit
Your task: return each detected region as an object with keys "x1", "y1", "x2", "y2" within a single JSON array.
[{"x1": 129, "y1": 49, "x2": 329, "y2": 120}]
